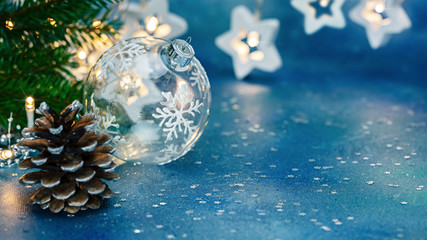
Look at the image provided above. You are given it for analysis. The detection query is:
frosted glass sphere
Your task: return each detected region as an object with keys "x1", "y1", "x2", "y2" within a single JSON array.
[{"x1": 83, "y1": 37, "x2": 211, "y2": 165}]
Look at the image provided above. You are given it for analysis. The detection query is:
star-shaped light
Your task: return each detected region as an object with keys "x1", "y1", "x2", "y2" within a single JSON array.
[
  {"x1": 291, "y1": 0, "x2": 346, "y2": 34},
  {"x1": 350, "y1": 0, "x2": 411, "y2": 49},
  {"x1": 120, "y1": 0, "x2": 187, "y2": 40},
  {"x1": 215, "y1": 5, "x2": 282, "y2": 80}
]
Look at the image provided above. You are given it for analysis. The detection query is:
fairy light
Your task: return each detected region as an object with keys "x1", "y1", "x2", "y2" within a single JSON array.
[
  {"x1": 78, "y1": 50, "x2": 87, "y2": 60},
  {"x1": 120, "y1": 75, "x2": 133, "y2": 90},
  {"x1": 374, "y1": 1, "x2": 385, "y2": 13},
  {"x1": 232, "y1": 30, "x2": 264, "y2": 63},
  {"x1": 319, "y1": 0, "x2": 330, "y2": 7},
  {"x1": 146, "y1": 16, "x2": 159, "y2": 33},
  {"x1": 363, "y1": 0, "x2": 390, "y2": 30},
  {"x1": 25, "y1": 97, "x2": 35, "y2": 128},
  {"x1": 247, "y1": 31, "x2": 260, "y2": 48},
  {"x1": 92, "y1": 20, "x2": 102, "y2": 28},
  {"x1": 1, "y1": 112, "x2": 18, "y2": 162},
  {"x1": 5, "y1": 19, "x2": 14, "y2": 30},
  {"x1": 100, "y1": 33, "x2": 109, "y2": 42},
  {"x1": 47, "y1": 18, "x2": 57, "y2": 27},
  {"x1": 0, "y1": 150, "x2": 13, "y2": 160},
  {"x1": 25, "y1": 97, "x2": 34, "y2": 111}
]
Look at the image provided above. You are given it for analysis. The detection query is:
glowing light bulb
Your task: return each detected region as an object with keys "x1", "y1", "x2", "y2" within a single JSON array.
[
  {"x1": 100, "y1": 33, "x2": 109, "y2": 42},
  {"x1": 146, "y1": 16, "x2": 159, "y2": 33},
  {"x1": 375, "y1": 2, "x2": 385, "y2": 13},
  {"x1": 247, "y1": 31, "x2": 260, "y2": 48},
  {"x1": 47, "y1": 18, "x2": 57, "y2": 27},
  {"x1": 120, "y1": 75, "x2": 133, "y2": 90},
  {"x1": 78, "y1": 51, "x2": 87, "y2": 60},
  {"x1": 5, "y1": 19, "x2": 14, "y2": 30},
  {"x1": 319, "y1": 0, "x2": 330, "y2": 7},
  {"x1": 362, "y1": 0, "x2": 391, "y2": 30},
  {"x1": 0, "y1": 150, "x2": 13, "y2": 160},
  {"x1": 25, "y1": 97, "x2": 35, "y2": 111},
  {"x1": 123, "y1": 75, "x2": 132, "y2": 84},
  {"x1": 92, "y1": 20, "x2": 102, "y2": 28}
]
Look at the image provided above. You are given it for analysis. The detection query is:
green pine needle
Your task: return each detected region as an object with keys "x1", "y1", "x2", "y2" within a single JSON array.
[{"x1": 0, "y1": 0, "x2": 122, "y2": 130}]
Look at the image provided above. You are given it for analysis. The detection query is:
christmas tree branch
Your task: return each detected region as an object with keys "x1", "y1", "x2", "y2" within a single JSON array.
[
  {"x1": 6, "y1": 0, "x2": 64, "y2": 19},
  {"x1": 0, "y1": 0, "x2": 121, "y2": 129}
]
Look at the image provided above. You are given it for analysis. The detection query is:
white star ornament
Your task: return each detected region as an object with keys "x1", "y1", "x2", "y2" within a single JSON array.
[
  {"x1": 120, "y1": 0, "x2": 187, "y2": 40},
  {"x1": 350, "y1": 0, "x2": 411, "y2": 49},
  {"x1": 291, "y1": 0, "x2": 346, "y2": 35},
  {"x1": 215, "y1": 5, "x2": 282, "y2": 80}
]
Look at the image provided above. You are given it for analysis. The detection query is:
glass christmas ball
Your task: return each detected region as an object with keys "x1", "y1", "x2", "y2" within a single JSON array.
[{"x1": 83, "y1": 37, "x2": 211, "y2": 165}]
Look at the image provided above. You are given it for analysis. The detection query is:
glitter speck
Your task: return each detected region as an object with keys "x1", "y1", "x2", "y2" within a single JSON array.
[{"x1": 321, "y1": 226, "x2": 331, "y2": 231}]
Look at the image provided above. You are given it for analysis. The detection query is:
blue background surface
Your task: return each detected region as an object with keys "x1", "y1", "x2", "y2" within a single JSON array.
[{"x1": 1, "y1": 0, "x2": 427, "y2": 239}]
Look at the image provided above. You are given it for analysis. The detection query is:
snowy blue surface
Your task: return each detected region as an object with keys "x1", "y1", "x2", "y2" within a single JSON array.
[{"x1": 1, "y1": 0, "x2": 426, "y2": 239}]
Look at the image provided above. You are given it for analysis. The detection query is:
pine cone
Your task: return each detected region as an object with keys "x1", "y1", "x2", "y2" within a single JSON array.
[{"x1": 17, "y1": 100, "x2": 119, "y2": 214}]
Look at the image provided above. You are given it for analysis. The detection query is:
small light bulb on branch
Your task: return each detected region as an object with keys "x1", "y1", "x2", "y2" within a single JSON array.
[
  {"x1": 78, "y1": 51, "x2": 87, "y2": 60},
  {"x1": 92, "y1": 20, "x2": 102, "y2": 28},
  {"x1": 47, "y1": 18, "x2": 57, "y2": 27},
  {"x1": 5, "y1": 19, "x2": 14, "y2": 30},
  {"x1": 100, "y1": 34, "x2": 109, "y2": 42}
]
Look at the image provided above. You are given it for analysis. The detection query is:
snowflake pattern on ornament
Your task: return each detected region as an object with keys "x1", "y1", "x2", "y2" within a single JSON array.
[
  {"x1": 188, "y1": 60, "x2": 206, "y2": 93},
  {"x1": 94, "y1": 39, "x2": 147, "y2": 79},
  {"x1": 153, "y1": 83, "x2": 203, "y2": 142},
  {"x1": 156, "y1": 143, "x2": 180, "y2": 165},
  {"x1": 90, "y1": 94, "x2": 128, "y2": 147}
]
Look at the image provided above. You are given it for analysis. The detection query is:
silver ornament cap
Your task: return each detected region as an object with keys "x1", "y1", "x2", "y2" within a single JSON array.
[{"x1": 162, "y1": 39, "x2": 195, "y2": 71}]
